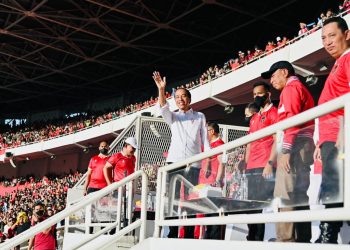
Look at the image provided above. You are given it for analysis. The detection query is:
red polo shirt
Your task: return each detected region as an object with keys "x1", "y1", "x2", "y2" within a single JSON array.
[
  {"x1": 108, "y1": 152, "x2": 135, "y2": 182},
  {"x1": 278, "y1": 77, "x2": 315, "y2": 150},
  {"x1": 318, "y1": 49, "x2": 350, "y2": 145},
  {"x1": 247, "y1": 104, "x2": 278, "y2": 169},
  {"x1": 88, "y1": 155, "x2": 110, "y2": 189}
]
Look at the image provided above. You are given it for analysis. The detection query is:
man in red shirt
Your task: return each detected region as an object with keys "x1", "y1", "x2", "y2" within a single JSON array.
[
  {"x1": 313, "y1": 16, "x2": 350, "y2": 244},
  {"x1": 262, "y1": 60, "x2": 315, "y2": 242},
  {"x1": 103, "y1": 137, "x2": 138, "y2": 185},
  {"x1": 83, "y1": 141, "x2": 110, "y2": 195},
  {"x1": 244, "y1": 81, "x2": 278, "y2": 241},
  {"x1": 28, "y1": 201, "x2": 56, "y2": 250},
  {"x1": 199, "y1": 122, "x2": 225, "y2": 187}
]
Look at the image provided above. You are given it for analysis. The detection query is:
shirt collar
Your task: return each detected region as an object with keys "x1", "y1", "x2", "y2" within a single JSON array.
[
  {"x1": 339, "y1": 48, "x2": 350, "y2": 58},
  {"x1": 260, "y1": 103, "x2": 273, "y2": 114},
  {"x1": 286, "y1": 76, "x2": 299, "y2": 85},
  {"x1": 178, "y1": 108, "x2": 193, "y2": 114}
]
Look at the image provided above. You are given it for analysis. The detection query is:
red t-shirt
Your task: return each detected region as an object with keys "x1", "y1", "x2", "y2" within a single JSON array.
[
  {"x1": 278, "y1": 77, "x2": 315, "y2": 150},
  {"x1": 88, "y1": 155, "x2": 110, "y2": 189},
  {"x1": 199, "y1": 138, "x2": 225, "y2": 184},
  {"x1": 318, "y1": 50, "x2": 350, "y2": 145},
  {"x1": 108, "y1": 152, "x2": 135, "y2": 182},
  {"x1": 33, "y1": 224, "x2": 56, "y2": 250},
  {"x1": 247, "y1": 104, "x2": 278, "y2": 169}
]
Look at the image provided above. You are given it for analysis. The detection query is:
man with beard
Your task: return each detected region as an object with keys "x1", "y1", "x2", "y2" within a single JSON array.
[
  {"x1": 28, "y1": 201, "x2": 56, "y2": 250},
  {"x1": 83, "y1": 141, "x2": 110, "y2": 195},
  {"x1": 244, "y1": 81, "x2": 277, "y2": 241}
]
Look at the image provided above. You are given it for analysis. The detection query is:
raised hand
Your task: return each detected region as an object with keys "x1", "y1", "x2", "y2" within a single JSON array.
[{"x1": 152, "y1": 71, "x2": 166, "y2": 89}]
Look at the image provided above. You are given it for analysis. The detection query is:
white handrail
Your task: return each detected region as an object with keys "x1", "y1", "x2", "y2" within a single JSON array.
[
  {"x1": 0, "y1": 170, "x2": 148, "y2": 250},
  {"x1": 159, "y1": 92, "x2": 350, "y2": 174},
  {"x1": 154, "y1": 92, "x2": 350, "y2": 236}
]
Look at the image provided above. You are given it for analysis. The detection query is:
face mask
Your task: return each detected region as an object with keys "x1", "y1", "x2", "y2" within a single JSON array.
[
  {"x1": 36, "y1": 210, "x2": 44, "y2": 217},
  {"x1": 99, "y1": 148, "x2": 108, "y2": 155},
  {"x1": 254, "y1": 95, "x2": 268, "y2": 108},
  {"x1": 245, "y1": 116, "x2": 252, "y2": 123}
]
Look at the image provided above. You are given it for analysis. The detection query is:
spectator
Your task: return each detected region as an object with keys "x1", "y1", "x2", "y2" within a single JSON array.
[
  {"x1": 261, "y1": 60, "x2": 315, "y2": 243},
  {"x1": 244, "y1": 81, "x2": 277, "y2": 241},
  {"x1": 28, "y1": 201, "x2": 56, "y2": 250},
  {"x1": 314, "y1": 16, "x2": 350, "y2": 244},
  {"x1": 244, "y1": 102, "x2": 259, "y2": 124},
  {"x1": 103, "y1": 137, "x2": 138, "y2": 186},
  {"x1": 83, "y1": 141, "x2": 110, "y2": 196},
  {"x1": 298, "y1": 22, "x2": 308, "y2": 36},
  {"x1": 198, "y1": 121, "x2": 225, "y2": 240}
]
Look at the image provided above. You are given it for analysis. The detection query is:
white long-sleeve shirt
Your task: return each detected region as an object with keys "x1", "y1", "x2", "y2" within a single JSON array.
[{"x1": 157, "y1": 102, "x2": 210, "y2": 164}]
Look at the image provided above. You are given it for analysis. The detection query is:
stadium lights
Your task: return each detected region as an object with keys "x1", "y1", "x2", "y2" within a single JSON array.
[
  {"x1": 43, "y1": 150, "x2": 56, "y2": 160},
  {"x1": 319, "y1": 65, "x2": 328, "y2": 71},
  {"x1": 74, "y1": 143, "x2": 89, "y2": 153},
  {"x1": 210, "y1": 96, "x2": 234, "y2": 114}
]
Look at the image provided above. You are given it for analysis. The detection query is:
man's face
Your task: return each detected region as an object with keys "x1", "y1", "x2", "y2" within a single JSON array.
[
  {"x1": 207, "y1": 126, "x2": 214, "y2": 141},
  {"x1": 322, "y1": 22, "x2": 349, "y2": 59},
  {"x1": 270, "y1": 69, "x2": 288, "y2": 91},
  {"x1": 253, "y1": 85, "x2": 269, "y2": 99},
  {"x1": 125, "y1": 144, "x2": 136, "y2": 156},
  {"x1": 175, "y1": 89, "x2": 191, "y2": 111},
  {"x1": 99, "y1": 141, "x2": 109, "y2": 151}
]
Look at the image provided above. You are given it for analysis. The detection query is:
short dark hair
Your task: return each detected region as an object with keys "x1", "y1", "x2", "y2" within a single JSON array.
[
  {"x1": 34, "y1": 200, "x2": 44, "y2": 208},
  {"x1": 253, "y1": 81, "x2": 270, "y2": 92},
  {"x1": 246, "y1": 102, "x2": 259, "y2": 113},
  {"x1": 207, "y1": 121, "x2": 220, "y2": 134},
  {"x1": 323, "y1": 16, "x2": 349, "y2": 33},
  {"x1": 175, "y1": 87, "x2": 191, "y2": 100}
]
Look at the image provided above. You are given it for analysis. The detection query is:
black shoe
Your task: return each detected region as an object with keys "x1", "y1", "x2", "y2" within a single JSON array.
[{"x1": 315, "y1": 221, "x2": 342, "y2": 244}]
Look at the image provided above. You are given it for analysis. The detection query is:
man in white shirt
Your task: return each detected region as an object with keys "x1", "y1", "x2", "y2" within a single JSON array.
[{"x1": 153, "y1": 71, "x2": 210, "y2": 238}]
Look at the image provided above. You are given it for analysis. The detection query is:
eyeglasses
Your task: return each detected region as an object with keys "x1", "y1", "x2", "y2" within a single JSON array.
[{"x1": 207, "y1": 128, "x2": 213, "y2": 132}]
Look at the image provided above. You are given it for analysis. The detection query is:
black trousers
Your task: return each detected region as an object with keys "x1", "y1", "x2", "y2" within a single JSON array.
[
  {"x1": 87, "y1": 187, "x2": 101, "y2": 234},
  {"x1": 246, "y1": 168, "x2": 275, "y2": 241}
]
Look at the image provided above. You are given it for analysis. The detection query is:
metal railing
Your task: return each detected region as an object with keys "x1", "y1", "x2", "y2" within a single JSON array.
[
  {"x1": 0, "y1": 170, "x2": 148, "y2": 250},
  {"x1": 153, "y1": 92, "x2": 350, "y2": 240}
]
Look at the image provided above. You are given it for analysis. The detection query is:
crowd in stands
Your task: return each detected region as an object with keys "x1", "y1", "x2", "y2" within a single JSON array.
[
  {"x1": 0, "y1": 1, "x2": 349, "y2": 151},
  {"x1": 0, "y1": 171, "x2": 82, "y2": 242}
]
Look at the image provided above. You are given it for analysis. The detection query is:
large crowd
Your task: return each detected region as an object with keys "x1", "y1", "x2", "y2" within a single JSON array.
[
  {"x1": 0, "y1": 172, "x2": 82, "y2": 243},
  {"x1": 0, "y1": 1, "x2": 348, "y2": 151}
]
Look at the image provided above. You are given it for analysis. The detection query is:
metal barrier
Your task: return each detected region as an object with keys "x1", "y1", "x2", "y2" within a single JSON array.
[
  {"x1": 153, "y1": 92, "x2": 350, "y2": 244},
  {"x1": 0, "y1": 170, "x2": 148, "y2": 250}
]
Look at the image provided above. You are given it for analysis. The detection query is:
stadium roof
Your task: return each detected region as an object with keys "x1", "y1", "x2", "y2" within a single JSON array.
[{"x1": 0, "y1": 0, "x2": 337, "y2": 116}]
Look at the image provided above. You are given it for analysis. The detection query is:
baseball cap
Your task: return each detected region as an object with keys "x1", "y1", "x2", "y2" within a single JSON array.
[
  {"x1": 261, "y1": 60, "x2": 295, "y2": 79},
  {"x1": 125, "y1": 137, "x2": 139, "y2": 149}
]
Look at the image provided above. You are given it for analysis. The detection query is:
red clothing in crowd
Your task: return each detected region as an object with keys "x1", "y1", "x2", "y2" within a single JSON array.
[
  {"x1": 107, "y1": 152, "x2": 135, "y2": 182},
  {"x1": 318, "y1": 49, "x2": 350, "y2": 145},
  {"x1": 247, "y1": 104, "x2": 278, "y2": 169},
  {"x1": 88, "y1": 155, "x2": 111, "y2": 189},
  {"x1": 32, "y1": 223, "x2": 56, "y2": 250},
  {"x1": 277, "y1": 77, "x2": 315, "y2": 150}
]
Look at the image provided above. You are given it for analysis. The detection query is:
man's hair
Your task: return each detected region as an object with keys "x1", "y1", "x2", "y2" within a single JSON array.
[
  {"x1": 323, "y1": 16, "x2": 349, "y2": 33},
  {"x1": 175, "y1": 87, "x2": 191, "y2": 100},
  {"x1": 246, "y1": 102, "x2": 259, "y2": 113},
  {"x1": 253, "y1": 81, "x2": 270, "y2": 92},
  {"x1": 34, "y1": 200, "x2": 44, "y2": 208},
  {"x1": 207, "y1": 121, "x2": 220, "y2": 134},
  {"x1": 99, "y1": 141, "x2": 109, "y2": 146}
]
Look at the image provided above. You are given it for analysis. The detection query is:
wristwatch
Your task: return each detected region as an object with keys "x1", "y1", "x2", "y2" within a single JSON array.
[
  {"x1": 268, "y1": 160, "x2": 274, "y2": 166},
  {"x1": 281, "y1": 148, "x2": 291, "y2": 154}
]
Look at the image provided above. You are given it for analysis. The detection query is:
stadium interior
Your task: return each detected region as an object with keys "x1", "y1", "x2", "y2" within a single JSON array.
[{"x1": 0, "y1": 1, "x2": 350, "y2": 249}]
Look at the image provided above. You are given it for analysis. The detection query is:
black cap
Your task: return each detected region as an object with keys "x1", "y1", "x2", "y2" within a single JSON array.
[{"x1": 261, "y1": 60, "x2": 295, "y2": 79}]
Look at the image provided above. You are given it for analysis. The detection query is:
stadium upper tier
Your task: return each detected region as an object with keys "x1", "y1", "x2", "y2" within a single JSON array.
[{"x1": 0, "y1": 12, "x2": 349, "y2": 162}]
